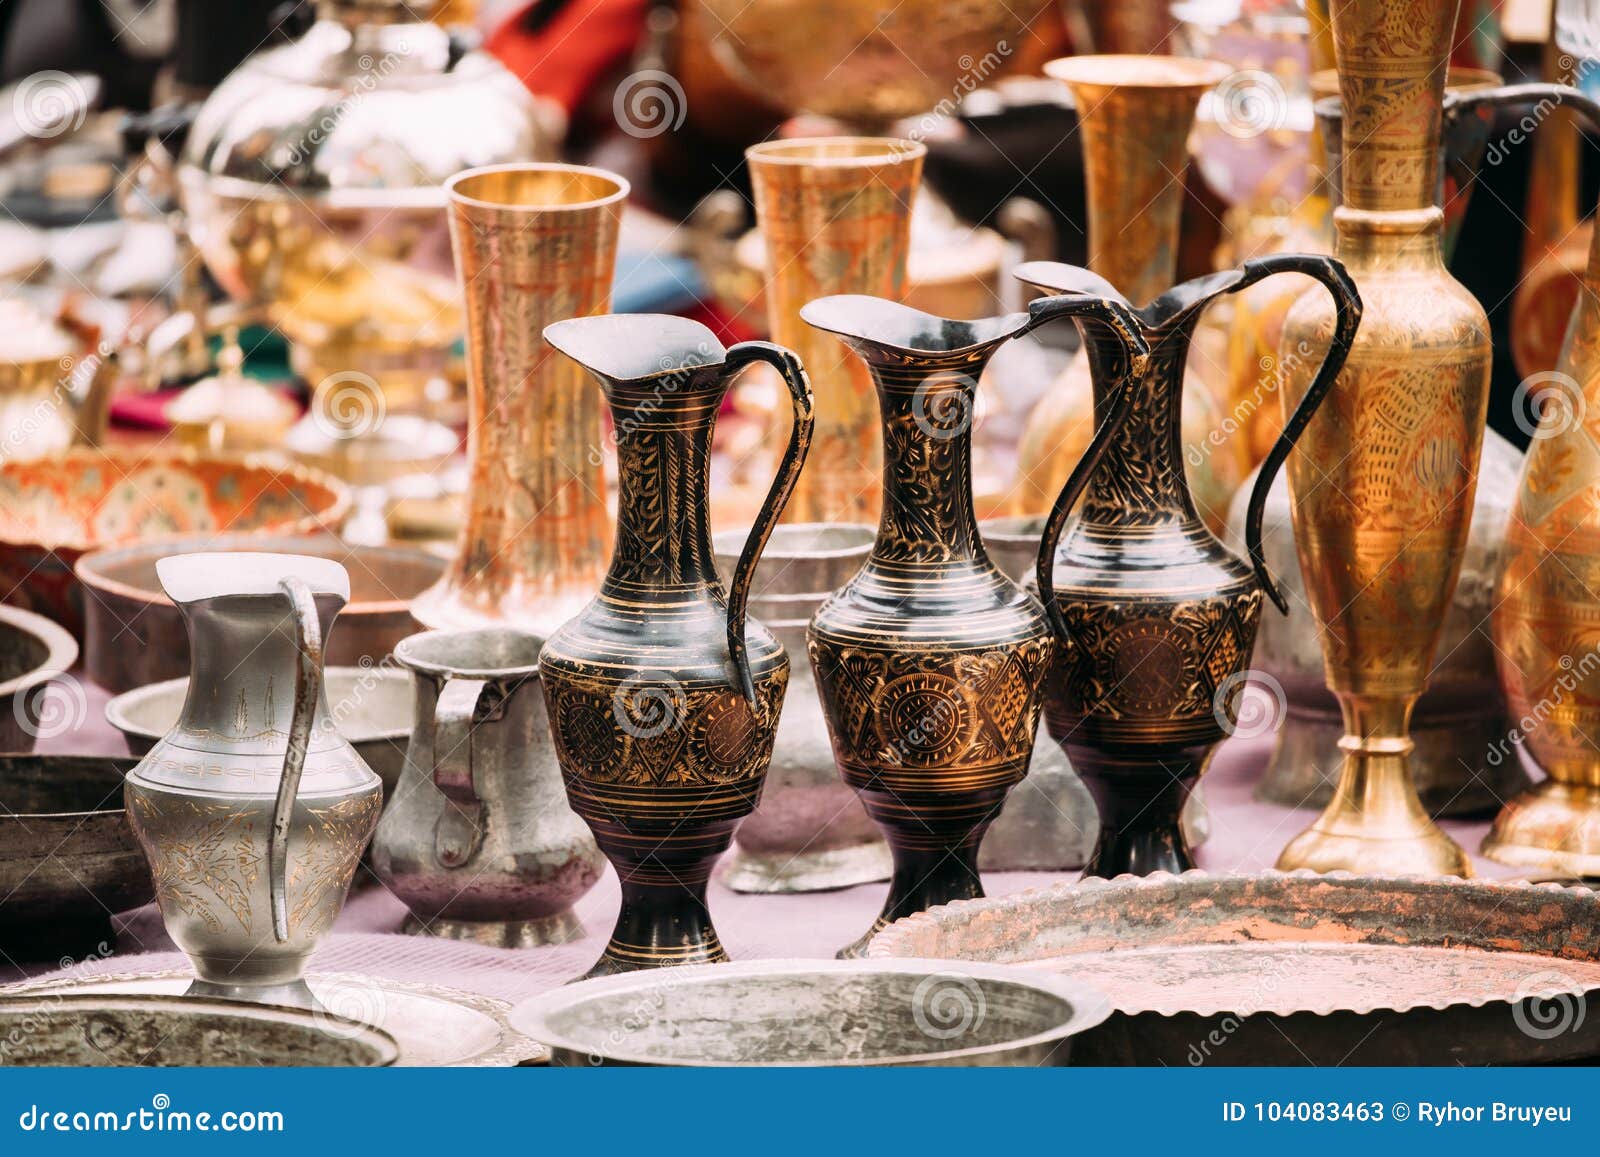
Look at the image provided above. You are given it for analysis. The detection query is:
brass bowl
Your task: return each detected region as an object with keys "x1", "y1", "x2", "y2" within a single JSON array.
[
  {"x1": 106, "y1": 666, "x2": 413, "y2": 797},
  {"x1": 0, "y1": 754, "x2": 151, "y2": 959},
  {"x1": 0, "y1": 605, "x2": 78, "y2": 752},
  {"x1": 511, "y1": 959, "x2": 1110, "y2": 1066},
  {"x1": 0, "y1": 451, "x2": 349, "y2": 634},
  {"x1": 0, "y1": 994, "x2": 397, "y2": 1066},
  {"x1": 77, "y1": 534, "x2": 443, "y2": 693},
  {"x1": 695, "y1": 0, "x2": 1052, "y2": 124}
]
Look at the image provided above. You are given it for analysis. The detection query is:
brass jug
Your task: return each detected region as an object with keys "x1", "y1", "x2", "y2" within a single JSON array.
[
  {"x1": 1275, "y1": 0, "x2": 1489, "y2": 876},
  {"x1": 125, "y1": 553, "x2": 382, "y2": 1007}
]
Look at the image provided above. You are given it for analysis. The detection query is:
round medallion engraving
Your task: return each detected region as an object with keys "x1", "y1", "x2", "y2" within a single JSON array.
[
  {"x1": 1105, "y1": 619, "x2": 1188, "y2": 715},
  {"x1": 700, "y1": 692, "x2": 760, "y2": 769},
  {"x1": 873, "y1": 673, "x2": 978, "y2": 766}
]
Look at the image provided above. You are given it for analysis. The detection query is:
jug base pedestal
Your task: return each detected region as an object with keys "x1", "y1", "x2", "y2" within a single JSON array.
[
  {"x1": 1276, "y1": 817, "x2": 1473, "y2": 877},
  {"x1": 720, "y1": 840, "x2": 892, "y2": 894},
  {"x1": 186, "y1": 977, "x2": 317, "y2": 1010},
  {"x1": 402, "y1": 911, "x2": 584, "y2": 948}
]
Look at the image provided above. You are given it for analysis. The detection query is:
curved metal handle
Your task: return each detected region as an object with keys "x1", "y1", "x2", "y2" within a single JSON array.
[
  {"x1": 269, "y1": 576, "x2": 323, "y2": 944},
  {"x1": 720, "y1": 341, "x2": 815, "y2": 708},
  {"x1": 431, "y1": 676, "x2": 488, "y2": 869},
  {"x1": 1028, "y1": 296, "x2": 1151, "y2": 646},
  {"x1": 1237, "y1": 254, "x2": 1363, "y2": 613},
  {"x1": 64, "y1": 352, "x2": 116, "y2": 448}
]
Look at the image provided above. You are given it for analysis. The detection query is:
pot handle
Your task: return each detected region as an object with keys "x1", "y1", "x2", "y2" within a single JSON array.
[
  {"x1": 64, "y1": 350, "x2": 116, "y2": 448},
  {"x1": 431, "y1": 676, "x2": 489, "y2": 869},
  {"x1": 268, "y1": 576, "x2": 323, "y2": 944},
  {"x1": 1029, "y1": 296, "x2": 1150, "y2": 646},
  {"x1": 719, "y1": 341, "x2": 815, "y2": 708},
  {"x1": 1236, "y1": 253, "x2": 1363, "y2": 613}
]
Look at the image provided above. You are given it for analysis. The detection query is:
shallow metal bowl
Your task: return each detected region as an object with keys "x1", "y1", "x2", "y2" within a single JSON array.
[
  {"x1": 0, "y1": 451, "x2": 349, "y2": 633},
  {"x1": 511, "y1": 959, "x2": 1110, "y2": 1067},
  {"x1": 0, "y1": 606, "x2": 78, "y2": 752},
  {"x1": 0, "y1": 754, "x2": 151, "y2": 958},
  {"x1": 77, "y1": 534, "x2": 444, "y2": 693},
  {"x1": 106, "y1": 666, "x2": 412, "y2": 795},
  {"x1": 0, "y1": 994, "x2": 397, "y2": 1066}
]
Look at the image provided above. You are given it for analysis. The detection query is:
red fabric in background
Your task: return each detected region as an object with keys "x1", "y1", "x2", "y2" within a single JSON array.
[{"x1": 486, "y1": 0, "x2": 650, "y2": 116}]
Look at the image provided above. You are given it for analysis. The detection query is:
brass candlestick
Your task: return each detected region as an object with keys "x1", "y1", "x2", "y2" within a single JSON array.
[
  {"x1": 1275, "y1": 0, "x2": 1488, "y2": 876},
  {"x1": 746, "y1": 137, "x2": 924, "y2": 525},
  {"x1": 410, "y1": 164, "x2": 623, "y2": 636}
]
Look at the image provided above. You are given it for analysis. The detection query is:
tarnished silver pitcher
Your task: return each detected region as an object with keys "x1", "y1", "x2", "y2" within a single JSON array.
[
  {"x1": 712, "y1": 523, "x2": 888, "y2": 893},
  {"x1": 125, "y1": 553, "x2": 383, "y2": 1008},
  {"x1": 371, "y1": 628, "x2": 603, "y2": 945}
]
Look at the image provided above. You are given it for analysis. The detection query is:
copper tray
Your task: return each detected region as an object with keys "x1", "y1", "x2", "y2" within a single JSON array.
[
  {"x1": 868, "y1": 871, "x2": 1600, "y2": 1065},
  {"x1": 4, "y1": 969, "x2": 546, "y2": 1066}
]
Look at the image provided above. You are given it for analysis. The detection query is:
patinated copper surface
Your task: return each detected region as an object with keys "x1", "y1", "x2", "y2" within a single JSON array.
[
  {"x1": 869, "y1": 871, "x2": 1600, "y2": 1065},
  {"x1": 803, "y1": 292, "x2": 1146, "y2": 956},
  {"x1": 1016, "y1": 56, "x2": 1244, "y2": 527},
  {"x1": 410, "y1": 164, "x2": 622, "y2": 636},
  {"x1": 1024, "y1": 256, "x2": 1360, "y2": 879},
  {"x1": 540, "y1": 314, "x2": 812, "y2": 978},
  {"x1": 746, "y1": 138, "x2": 923, "y2": 525},
  {"x1": 1276, "y1": 0, "x2": 1491, "y2": 877}
]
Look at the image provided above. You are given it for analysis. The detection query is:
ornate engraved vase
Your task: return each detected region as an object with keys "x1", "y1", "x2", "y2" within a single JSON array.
[
  {"x1": 1275, "y1": 0, "x2": 1491, "y2": 876},
  {"x1": 539, "y1": 314, "x2": 813, "y2": 977},
  {"x1": 746, "y1": 138, "x2": 923, "y2": 525},
  {"x1": 125, "y1": 553, "x2": 383, "y2": 1008},
  {"x1": 410, "y1": 164, "x2": 624, "y2": 636},
  {"x1": 1015, "y1": 56, "x2": 1246, "y2": 534},
  {"x1": 1488, "y1": 86, "x2": 1600, "y2": 874},
  {"x1": 1023, "y1": 255, "x2": 1361, "y2": 878},
  {"x1": 1232, "y1": 434, "x2": 1527, "y2": 816},
  {"x1": 803, "y1": 291, "x2": 1147, "y2": 956},
  {"x1": 711, "y1": 524, "x2": 890, "y2": 893},
  {"x1": 371, "y1": 627, "x2": 605, "y2": 946}
]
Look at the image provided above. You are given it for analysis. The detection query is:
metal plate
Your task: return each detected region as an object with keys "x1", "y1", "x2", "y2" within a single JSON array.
[
  {"x1": 4, "y1": 969, "x2": 546, "y2": 1067},
  {"x1": 867, "y1": 871, "x2": 1600, "y2": 1065}
]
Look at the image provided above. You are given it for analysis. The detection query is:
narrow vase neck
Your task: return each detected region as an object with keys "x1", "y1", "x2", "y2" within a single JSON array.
[
  {"x1": 1333, "y1": 206, "x2": 1446, "y2": 270},
  {"x1": 603, "y1": 376, "x2": 723, "y2": 600},
  {"x1": 1078, "y1": 325, "x2": 1199, "y2": 526},
  {"x1": 1330, "y1": 0, "x2": 1455, "y2": 213},
  {"x1": 862, "y1": 348, "x2": 988, "y2": 566}
]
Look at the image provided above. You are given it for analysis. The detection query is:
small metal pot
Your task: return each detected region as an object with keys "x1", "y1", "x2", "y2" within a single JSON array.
[
  {"x1": 371, "y1": 628, "x2": 604, "y2": 946},
  {"x1": 77, "y1": 534, "x2": 445, "y2": 694},
  {"x1": 0, "y1": 754, "x2": 151, "y2": 959},
  {"x1": 0, "y1": 605, "x2": 77, "y2": 752},
  {"x1": 0, "y1": 994, "x2": 397, "y2": 1066},
  {"x1": 106, "y1": 666, "x2": 412, "y2": 798},
  {"x1": 1226, "y1": 434, "x2": 1527, "y2": 815},
  {"x1": 511, "y1": 958, "x2": 1111, "y2": 1066},
  {"x1": 711, "y1": 523, "x2": 888, "y2": 893}
]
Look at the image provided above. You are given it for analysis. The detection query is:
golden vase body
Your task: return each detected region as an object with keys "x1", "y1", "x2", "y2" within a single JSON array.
[
  {"x1": 746, "y1": 138, "x2": 924, "y2": 525},
  {"x1": 411, "y1": 165, "x2": 623, "y2": 637},
  {"x1": 1488, "y1": 111, "x2": 1600, "y2": 872},
  {"x1": 1016, "y1": 57, "x2": 1247, "y2": 533},
  {"x1": 1275, "y1": 0, "x2": 1489, "y2": 877}
]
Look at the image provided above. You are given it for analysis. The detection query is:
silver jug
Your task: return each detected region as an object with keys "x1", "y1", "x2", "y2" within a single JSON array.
[
  {"x1": 125, "y1": 553, "x2": 383, "y2": 1008},
  {"x1": 712, "y1": 523, "x2": 889, "y2": 893},
  {"x1": 371, "y1": 628, "x2": 603, "y2": 946}
]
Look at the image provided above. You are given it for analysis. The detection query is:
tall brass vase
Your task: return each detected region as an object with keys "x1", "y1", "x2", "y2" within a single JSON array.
[
  {"x1": 1015, "y1": 57, "x2": 1245, "y2": 532},
  {"x1": 746, "y1": 138, "x2": 924, "y2": 525},
  {"x1": 1487, "y1": 85, "x2": 1600, "y2": 876},
  {"x1": 1275, "y1": 0, "x2": 1489, "y2": 876},
  {"x1": 410, "y1": 164, "x2": 623, "y2": 636}
]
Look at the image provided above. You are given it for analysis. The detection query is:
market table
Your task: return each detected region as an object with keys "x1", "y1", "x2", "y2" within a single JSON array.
[{"x1": 5, "y1": 681, "x2": 1523, "y2": 1002}]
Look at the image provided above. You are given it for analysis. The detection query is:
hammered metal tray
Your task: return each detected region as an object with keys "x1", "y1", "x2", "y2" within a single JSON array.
[
  {"x1": 867, "y1": 871, "x2": 1600, "y2": 1065},
  {"x1": 4, "y1": 970, "x2": 545, "y2": 1067}
]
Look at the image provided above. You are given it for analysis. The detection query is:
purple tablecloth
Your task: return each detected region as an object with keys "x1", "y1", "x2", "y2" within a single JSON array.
[{"x1": 10, "y1": 677, "x2": 1522, "y2": 1002}]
